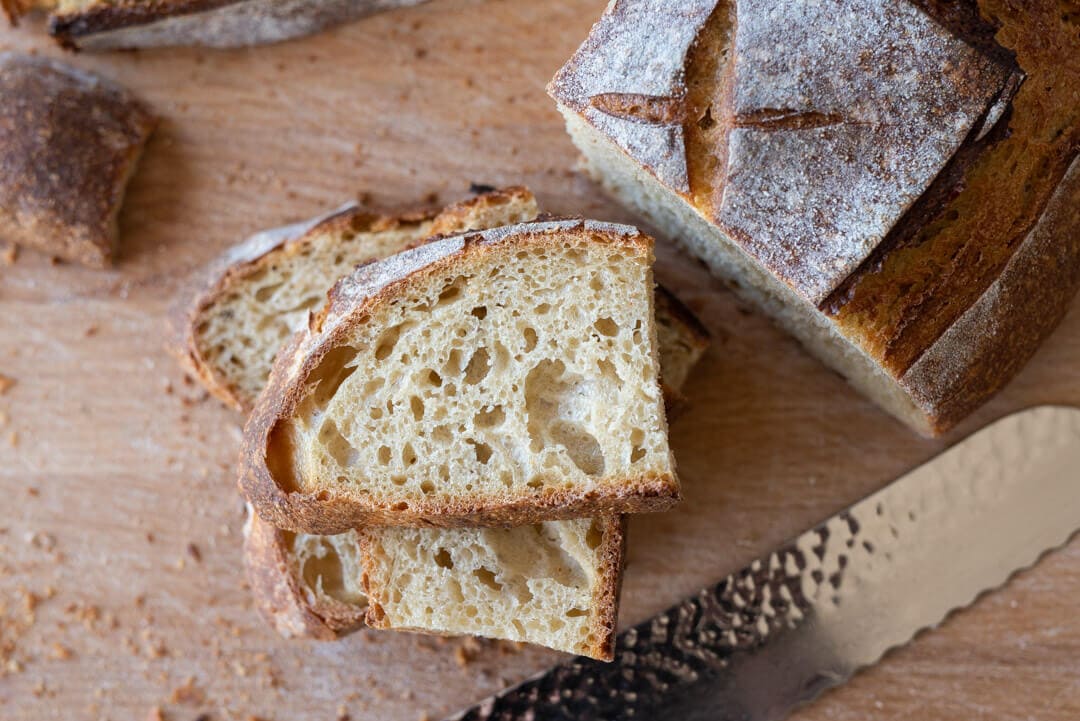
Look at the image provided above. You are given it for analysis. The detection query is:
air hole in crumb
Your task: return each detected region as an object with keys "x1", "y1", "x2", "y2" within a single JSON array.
[
  {"x1": 630, "y1": 428, "x2": 646, "y2": 463},
  {"x1": 535, "y1": 303, "x2": 551, "y2": 315},
  {"x1": 594, "y1": 317, "x2": 619, "y2": 336},
  {"x1": 391, "y1": 476, "x2": 407, "y2": 487},
  {"x1": 597, "y1": 358, "x2": 620, "y2": 383},
  {"x1": 566, "y1": 608, "x2": 587, "y2": 618},
  {"x1": 410, "y1": 396, "x2": 425, "y2": 421},
  {"x1": 402, "y1": 443, "x2": 418, "y2": 466},
  {"x1": 586, "y1": 519, "x2": 604, "y2": 550},
  {"x1": 444, "y1": 349, "x2": 463, "y2": 376},
  {"x1": 420, "y1": 480, "x2": 435, "y2": 494},
  {"x1": 589, "y1": 275, "x2": 603, "y2": 292},
  {"x1": 435, "y1": 548, "x2": 453, "y2": 568},
  {"x1": 391, "y1": 501, "x2": 407, "y2": 510},
  {"x1": 464, "y1": 348, "x2": 491, "y2": 384},
  {"x1": 474, "y1": 405, "x2": 505, "y2": 428},
  {"x1": 473, "y1": 567, "x2": 502, "y2": 591},
  {"x1": 254, "y1": 282, "x2": 284, "y2": 302},
  {"x1": 464, "y1": 605, "x2": 478, "y2": 618},
  {"x1": 375, "y1": 324, "x2": 407, "y2": 361},
  {"x1": 470, "y1": 440, "x2": 493, "y2": 465},
  {"x1": 436, "y1": 276, "x2": 467, "y2": 306},
  {"x1": 427, "y1": 369, "x2": 442, "y2": 387},
  {"x1": 319, "y1": 420, "x2": 359, "y2": 467},
  {"x1": 377, "y1": 445, "x2": 392, "y2": 465},
  {"x1": 523, "y1": 327, "x2": 538, "y2": 352},
  {"x1": 526, "y1": 478, "x2": 543, "y2": 489},
  {"x1": 470, "y1": 306, "x2": 488, "y2": 320}
]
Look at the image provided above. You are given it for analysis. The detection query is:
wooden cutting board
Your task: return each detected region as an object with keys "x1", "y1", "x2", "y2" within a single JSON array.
[{"x1": 1, "y1": 2, "x2": 1078, "y2": 719}]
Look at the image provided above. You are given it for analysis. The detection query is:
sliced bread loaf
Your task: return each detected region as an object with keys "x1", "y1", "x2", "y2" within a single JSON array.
[
  {"x1": 244, "y1": 309, "x2": 705, "y2": 658},
  {"x1": 240, "y1": 218, "x2": 679, "y2": 531},
  {"x1": 169, "y1": 187, "x2": 538, "y2": 412}
]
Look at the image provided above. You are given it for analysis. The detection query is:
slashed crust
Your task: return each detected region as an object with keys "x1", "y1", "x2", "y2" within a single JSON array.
[
  {"x1": 242, "y1": 507, "x2": 365, "y2": 640},
  {"x1": 166, "y1": 187, "x2": 536, "y2": 412},
  {"x1": 239, "y1": 219, "x2": 679, "y2": 534},
  {"x1": 0, "y1": 53, "x2": 156, "y2": 267},
  {"x1": 357, "y1": 514, "x2": 627, "y2": 661},
  {"x1": 548, "y1": 0, "x2": 1018, "y2": 304}
]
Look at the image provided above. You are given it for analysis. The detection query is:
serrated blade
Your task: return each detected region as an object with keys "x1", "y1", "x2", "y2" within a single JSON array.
[{"x1": 444, "y1": 405, "x2": 1080, "y2": 721}]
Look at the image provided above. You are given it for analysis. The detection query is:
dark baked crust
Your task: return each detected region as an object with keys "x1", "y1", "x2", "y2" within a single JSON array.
[
  {"x1": 239, "y1": 219, "x2": 680, "y2": 534},
  {"x1": 166, "y1": 187, "x2": 536, "y2": 412},
  {"x1": 901, "y1": 157, "x2": 1080, "y2": 433},
  {"x1": 39, "y1": 0, "x2": 427, "y2": 49},
  {"x1": 0, "y1": 53, "x2": 156, "y2": 267},
  {"x1": 242, "y1": 508, "x2": 365, "y2": 640}
]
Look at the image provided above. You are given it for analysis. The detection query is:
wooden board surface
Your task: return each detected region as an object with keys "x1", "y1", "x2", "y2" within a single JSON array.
[{"x1": 2, "y1": 2, "x2": 1079, "y2": 719}]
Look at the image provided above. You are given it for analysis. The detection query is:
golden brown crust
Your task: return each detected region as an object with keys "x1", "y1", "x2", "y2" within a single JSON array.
[
  {"x1": 239, "y1": 219, "x2": 679, "y2": 534},
  {"x1": 241, "y1": 509, "x2": 363, "y2": 640},
  {"x1": 901, "y1": 156, "x2": 1080, "y2": 433},
  {"x1": 165, "y1": 187, "x2": 535, "y2": 413},
  {"x1": 0, "y1": 53, "x2": 156, "y2": 268}
]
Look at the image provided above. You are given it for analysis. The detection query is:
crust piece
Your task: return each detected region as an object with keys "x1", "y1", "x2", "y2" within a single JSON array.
[
  {"x1": 239, "y1": 218, "x2": 679, "y2": 533},
  {"x1": 0, "y1": 53, "x2": 156, "y2": 267}
]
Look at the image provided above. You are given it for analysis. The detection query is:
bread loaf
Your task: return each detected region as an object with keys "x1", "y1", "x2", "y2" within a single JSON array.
[
  {"x1": 0, "y1": 53, "x2": 156, "y2": 267},
  {"x1": 549, "y1": 0, "x2": 1080, "y2": 435},
  {"x1": 239, "y1": 218, "x2": 680, "y2": 531},
  {"x1": 2, "y1": 0, "x2": 426, "y2": 49}
]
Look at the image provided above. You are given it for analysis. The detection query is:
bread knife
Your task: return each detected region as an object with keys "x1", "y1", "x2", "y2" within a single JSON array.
[{"x1": 442, "y1": 405, "x2": 1080, "y2": 721}]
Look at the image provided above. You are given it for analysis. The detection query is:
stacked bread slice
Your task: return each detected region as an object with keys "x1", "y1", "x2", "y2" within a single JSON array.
[{"x1": 171, "y1": 187, "x2": 708, "y2": 660}]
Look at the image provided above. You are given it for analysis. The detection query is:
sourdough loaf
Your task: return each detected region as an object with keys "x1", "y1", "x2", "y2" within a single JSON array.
[
  {"x1": 169, "y1": 188, "x2": 538, "y2": 412},
  {"x1": 2, "y1": 0, "x2": 426, "y2": 49},
  {"x1": 244, "y1": 317, "x2": 705, "y2": 658},
  {"x1": 549, "y1": 0, "x2": 1080, "y2": 435},
  {"x1": 239, "y1": 219, "x2": 679, "y2": 532},
  {"x1": 0, "y1": 53, "x2": 156, "y2": 267}
]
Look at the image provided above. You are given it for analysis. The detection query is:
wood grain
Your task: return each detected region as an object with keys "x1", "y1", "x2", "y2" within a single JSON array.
[{"x1": 1, "y1": 2, "x2": 1078, "y2": 719}]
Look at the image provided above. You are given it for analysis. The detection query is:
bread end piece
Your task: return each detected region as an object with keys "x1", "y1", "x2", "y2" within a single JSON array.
[{"x1": 0, "y1": 53, "x2": 156, "y2": 267}]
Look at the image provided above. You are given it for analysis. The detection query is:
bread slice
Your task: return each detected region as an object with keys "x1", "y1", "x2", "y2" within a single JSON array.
[
  {"x1": 0, "y1": 53, "x2": 156, "y2": 267},
  {"x1": 240, "y1": 218, "x2": 679, "y2": 532},
  {"x1": 169, "y1": 188, "x2": 539, "y2": 412},
  {"x1": 360, "y1": 515, "x2": 625, "y2": 660},
  {"x1": 243, "y1": 306, "x2": 705, "y2": 658},
  {"x1": 2, "y1": 0, "x2": 427, "y2": 50},
  {"x1": 547, "y1": 0, "x2": 1080, "y2": 436}
]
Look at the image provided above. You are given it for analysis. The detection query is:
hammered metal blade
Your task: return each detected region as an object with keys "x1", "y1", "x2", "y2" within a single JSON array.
[{"x1": 444, "y1": 405, "x2": 1080, "y2": 721}]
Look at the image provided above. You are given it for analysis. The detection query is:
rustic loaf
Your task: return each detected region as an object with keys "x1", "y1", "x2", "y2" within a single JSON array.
[
  {"x1": 244, "y1": 314, "x2": 705, "y2": 658},
  {"x1": 169, "y1": 188, "x2": 539, "y2": 412},
  {"x1": 239, "y1": 218, "x2": 680, "y2": 532},
  {"x1": 0, "y1": 53, "x2": 156, "y2": 267},
  {"x1": 549, "y1": 0, "x2": 1080, "y2": 435},
  {"x1": 2, "y1": 0, "x2": 426, "y2": 49}
]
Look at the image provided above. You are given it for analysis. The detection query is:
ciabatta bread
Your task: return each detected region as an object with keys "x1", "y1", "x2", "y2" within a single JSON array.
[
  {"x1": 0, "y1": 53, "x2": 156, "y2": 267},
  {"x1": 169, "y1": 188, "x2": 538, "y2": 412},
  {"x1": 243, "y1": 312, "x2": 705, "y2": 659},
  {"x1": 240, "y1": 218, "x2": 680, "y2": 532},
  {"x1": 549, "y1": 0, "x2": 1080, "y2": 435},
  {"x1": 2, "y1": 0, "x2": 426, "y2": 49}
]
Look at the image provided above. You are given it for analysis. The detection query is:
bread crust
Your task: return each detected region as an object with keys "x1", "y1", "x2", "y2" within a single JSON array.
[
  {"x1": 242, "y1": 508, "x2": 365, "y2": 640},
  {"x1": 239, "y1": 218, "x2": 680, "y2": 534},
  {"x1": 0, "y1": 53, "x2": 156, "y2": 267},
  {"x1": 33, "y1": 0, "x2": 427, "y2": 49},
  {"x1": 358, "y1": 513, "x2": 627, "y2": 661},
  {"x1": 901, "y1": 157, "x2": 1080, "y2": 433},
  {"x1": 166, "y1": 187, "x2": 535, "y2": 412}
]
